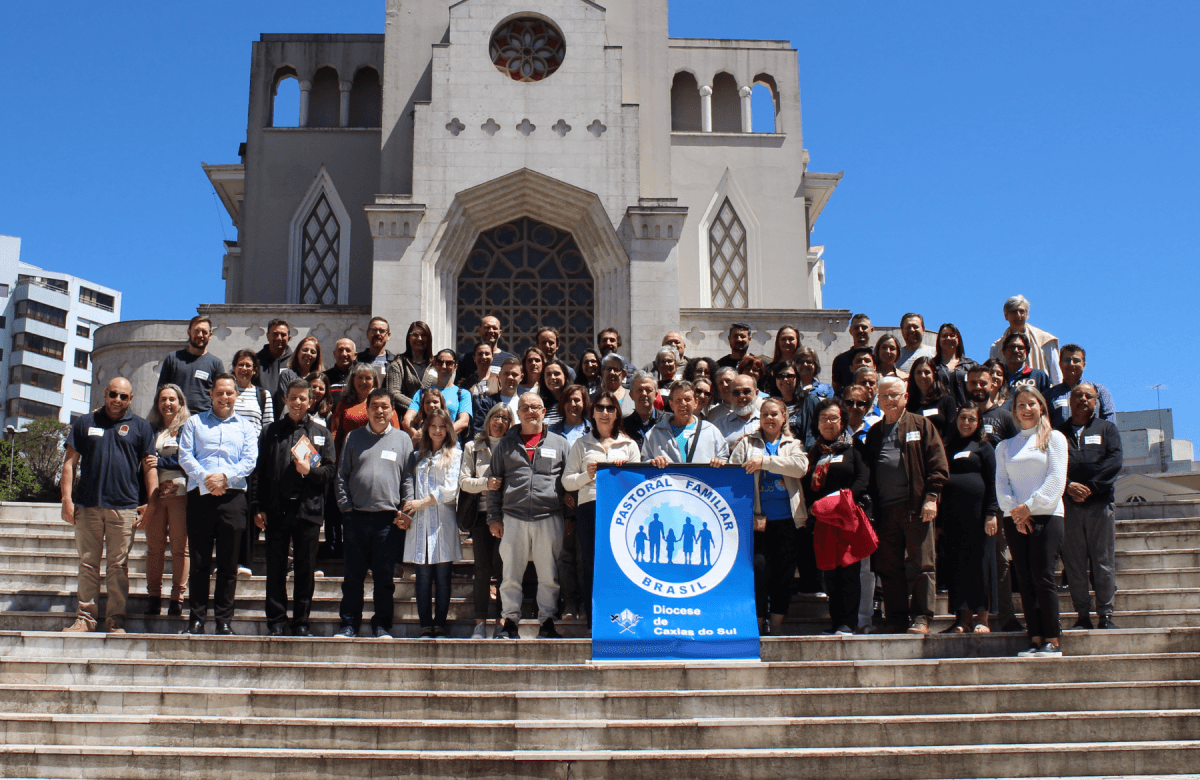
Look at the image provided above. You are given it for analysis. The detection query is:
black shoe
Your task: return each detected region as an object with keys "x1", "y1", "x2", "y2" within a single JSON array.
[
  {"x1": 432, "y1": 626, "x2": 449, "y2": 638},
  {"x1": 497, "y1": 618, "x2": 520, "y2": 639},
  {"x1": 215, "y1": 620, "x2": 235, "y2": 636},
  {"x1": 419, "y1": 626, "x2": 435, "y2": 639},
  {"x1": 537, "y1": 618, "x2": 561, "y2": 639},
  {"x1": 372, "y1": 626, "x2": 393, "y2": 639},
  {"x1": 167, "y1": 601, "x2": 183, "y2": 617},
  {"x1": 334, "y1": 626, "x2": 357, "y2": 638},
  {"x1": 143, "y1": 597, "x2": 162, "y2": 616},
  {"x1": 1071, "y1": 616, "x2": 1094, "y2": 630},
  {"x1": 185, "y1": 618, "x2": 204, "y2": 635},
  {"x1": 268, "y1": 625, "x2": 286, "y2": 637},
  {"x1": 1098, "y1": 615, "x2": 1119, "y2": 629},
  {"x1": 855, "y1": 624, "x2": 876, "y2": 635},
  {"x1": 293, "y1": 625, "x2": 313, "y2": 637},
  {"x1": 1000, "y1": 619, "x2": 1026, "y2": 633}
]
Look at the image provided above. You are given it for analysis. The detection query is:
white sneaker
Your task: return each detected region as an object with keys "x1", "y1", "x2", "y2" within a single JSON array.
[
  {"x1": 1017, "y1": 644, "x2": 1040, "y2": 658},
  {"x1": 313, "y1": 570, "x2": 324, "y2": 578},
  {"x1": 1033, "y1": 642, "x2": 1062, "y2": 657},
  {"x1": 237, "y1": 566, "x2": 253, "y2": 580}
]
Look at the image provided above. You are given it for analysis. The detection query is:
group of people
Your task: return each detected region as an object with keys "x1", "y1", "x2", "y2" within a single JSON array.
[{"x1": 59, "y1": 294, "x2": 1123, "y2": 655}]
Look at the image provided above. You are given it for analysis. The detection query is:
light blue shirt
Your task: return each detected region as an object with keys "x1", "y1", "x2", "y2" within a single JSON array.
[{"x1": 177, "y1": 410, "x2": 259, "y2": 493}]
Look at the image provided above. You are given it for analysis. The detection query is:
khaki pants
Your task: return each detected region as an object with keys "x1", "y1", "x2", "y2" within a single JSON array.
[
  {"x1": 143, "y1": 494, "x2": 188, "y2": 602},
  {"x1": 74, "y1": 506, "x2": 137, "y2": 625},
  {"x1": 499, "y1": 514, "x2": 563, "y2": 623}
]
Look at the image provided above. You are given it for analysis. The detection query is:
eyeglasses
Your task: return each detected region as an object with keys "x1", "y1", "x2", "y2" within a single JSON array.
[
  {"x1": 694, "y1": 389, "x2": 711, "y2": 397},
  {"x1": 367, "y1": 328, "x2": 388, "y2": 335},
  {"x1": 436, "y1": 360, "x2": 456, "y2": 368},
  {"x1": 844, "y1": 400, "x2": 869, "y2": 409},
  {"x1": 594, "y1": 404, "x2": 617, "y2": 413},
  {"x1": 732, "y1": 388, "x2": 755, "y2": 397},
  {"x1": 603, "y1": 366, "x2": 623, "y2": 373},
  {"x1": 776, "y1": 373, "x2": 797, "y2": 381},
  {"x1": 107, "y1": 392, "x2": 130, "y2": 401},
  {"x1": 518, "y1": 405, "x2": 544, "y2": 413}
]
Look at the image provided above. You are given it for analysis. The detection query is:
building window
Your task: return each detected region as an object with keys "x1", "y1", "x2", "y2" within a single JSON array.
[
  {"x1": 490, "y1": 17, "x2": 565, "y2": 83},
  {"x1": 10, "y1": 365, "x2": 64, "y2": 392},
  {"x1": 0, "y1": 283, "x2": 9, "y2": 296},
  {"x1": 15, "y1": 299, "x2": 68, "y2": 328},
  {"x1": 17, "y1": 274, "x2": 68, "y2": 293},
  {"x1": 76, "y1": 324, "x2": 90, "y2": 338},
  {"x1": 78, "y1": 286, "x2": 115, "y2": 312},
  {"x1": 72, "y1": 380, "x2": 90, "y2": 403},
  {"x1": 0, "y1": 315, "x2": 5, "y2": 328},
  {"x1": 13, "y1": 332, "x2": 65, "y2": 360},
  {"x1": 6, "y1": 397, "x2": 60, "y2": 421},
  {"x1": 74, "y1": 349, "x2": 89, "y2": 369},
  {"x1": 708, "y1": 198, "x2": 749, "y2": 308},
  {"x1": 299, "y1": 193, "x2": 341, "y2": 305},
  {"x1": 457, "y1": 218, "x2": 594, "y2": 359}
]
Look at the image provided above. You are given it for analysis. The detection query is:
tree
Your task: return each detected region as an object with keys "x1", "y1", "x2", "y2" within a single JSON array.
[
  {"x1": 0, "y1": 439, "x2": 38, "y2": 502},
  {"x1": 17, "y1": 419, "x2": 70, "y2": 500}
]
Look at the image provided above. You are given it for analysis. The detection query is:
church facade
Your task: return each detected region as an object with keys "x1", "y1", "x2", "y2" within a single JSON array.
[{"x1": 97, "y1": 0, "x2": 850, "y2": 413}]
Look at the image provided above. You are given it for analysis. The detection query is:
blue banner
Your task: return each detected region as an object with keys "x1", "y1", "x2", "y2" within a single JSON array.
[{"x1": 592, "y1": 465, "x2": 760, "y2": 661}]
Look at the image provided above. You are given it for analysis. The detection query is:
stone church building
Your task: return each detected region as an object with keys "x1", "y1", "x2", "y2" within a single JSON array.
[{"x1": 95, "y1": 0, "x2": 852, "y2": 412}]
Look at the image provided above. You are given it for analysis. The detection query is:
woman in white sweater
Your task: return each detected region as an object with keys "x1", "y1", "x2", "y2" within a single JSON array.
[
  {"x1": 562, "y1": 390, "x2": 641, "y2": 628},
  {"x1": 995, "y1": 387, "x2": 1068, "y2": 657}
]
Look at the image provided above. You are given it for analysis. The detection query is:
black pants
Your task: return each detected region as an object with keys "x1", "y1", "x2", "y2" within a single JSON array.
[
  {"x1": 414, "y1": 561, "x2": 452, "y2": 628},
  {"x1": 1005, "y1": 514, "x2": 1064, "y2": 640},
  {"x1": 754, "y1": 519, "x2": 797, "y2": 618},
  {"x1": 825, "y1": 560, "x2": 862, "y2": 631},
  {"x1": 576, "y1": 502, "x2": 600, "y2": 627},
  {"x1": 793, "y1": 526, "x2": 824, "y2": 594},
  {"x1": 186, "y1": 489, "x2": 246, "y2": 623},
  {"x1": 945, "y1": 522, "x2": 991, "y2": 614},
  {"x1": 469, "y1": 516, "x2": 503, "y2": 621},
  {"x1": 320, "y1": 484, "x2": 343, "y2": 559},
  {"x1": 339, "y1": 510, "x2": 402, "y2": 631},
  {"x1": 264, "y1": 511, "x2": 322, "y2": 630}
]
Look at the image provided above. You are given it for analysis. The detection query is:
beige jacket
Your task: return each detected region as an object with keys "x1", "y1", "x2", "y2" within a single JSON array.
[
  {"x1": 729, "y1": 432, "x2": 810, "y2": 526},
  {"x1": 561, "y1": 433, "x2": 642, "y2": 505}
]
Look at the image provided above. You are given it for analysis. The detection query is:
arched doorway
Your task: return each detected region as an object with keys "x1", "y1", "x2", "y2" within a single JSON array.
[{"x1": 456, "y1": 217, "x2": 594, "y2": 359}]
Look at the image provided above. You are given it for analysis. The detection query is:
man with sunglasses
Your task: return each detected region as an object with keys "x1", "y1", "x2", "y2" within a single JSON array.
[
  {"x1": 60, "y1": 378, "x2": 157, "y2": 634},
  {"x1": 714, "y1": 374, "x2": 762, "y2": 447}
]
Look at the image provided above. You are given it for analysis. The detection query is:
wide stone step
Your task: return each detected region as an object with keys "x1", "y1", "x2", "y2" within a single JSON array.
[
  {"x1": 1116, "y1": 530, "x2": 1200, "y2": 551},
  {"x1": 1117, "y1": 517, "x2": 1200, "y2": 533},
  {"x1": 1117, "y1": 500, "x2": 1200, "y2": 520},
  {"x1": 4, "y1": 740, "x2": 1200, "y2": 780},
  {"x1": 4, "y1": 652, "x2": 1197, "y2": 694},
  {"x1": 0, "y1": 709, "x2": 1195, "y2": 752},
  {"x1": 0, "y1": 549, "x2": 475, "y2": 573}
]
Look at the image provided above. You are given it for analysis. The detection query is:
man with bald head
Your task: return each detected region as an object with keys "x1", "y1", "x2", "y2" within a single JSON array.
[
  {"x1": 486, "y1": 391, "x2": 569, "y2": 639},
  {"x1": 323, "y1": 337, "x2": 358, "y2": 407},
  {"x1": 458, "y1": 315, "x2": 517, "y2": 383},
  {"x1": 61, "y1": 377, "x2": 157, "y2": 634}
]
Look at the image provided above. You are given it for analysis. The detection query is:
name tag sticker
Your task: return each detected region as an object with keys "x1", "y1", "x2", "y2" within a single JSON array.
[
  {"x1": 1054, "y1": 397, "x2": 1070, "y2": 408},
  {"x1": 922, "y1": 408, "x2": 939, "y2": 417},
  {"x1": 194, "y1": 370, "x2": 210, "y2": 381},
  {"x1": 313, "y1": 436, "x2": 326, "y2": 446},
  {"x1": 1084, "y1": 435, "x2": 1102, "y2": 445},
  {"x1": 539, "y1": 448, "x2": 556, "y2": 459},
  {"x1": 87, "y1": 427, "x2": 104, "y2": 437},
  {"x1": 489, "y1": 365, "x2": 501, "y2": 375},
  {"x1": 830, "y1": 454, "x2": 844, "y2": 464},
  {"x1": 906, "y1": 431, "x2": 921, "y2": 442},
  {"x1": 983, "y1": 424, "x2": 994, "y2": 434},
  {"x1": 381, "y1": 450, "x2": 397, "y2": 462},
  {"x1": 954, "y1": 450, "x2": 972, "y2": 460}
]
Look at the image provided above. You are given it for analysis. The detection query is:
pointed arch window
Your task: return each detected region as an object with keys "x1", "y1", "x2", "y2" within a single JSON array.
[
  {"x1": 288, "y1": 166, "x2": 352, "y2": 305},
  {"x1": 709, "y1": 198, "x2": 748, "y2": 308}
]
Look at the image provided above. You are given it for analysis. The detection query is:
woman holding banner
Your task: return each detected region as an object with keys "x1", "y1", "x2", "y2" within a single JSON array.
[
  {"x1": 562, "y1": 391, "x2": 641, "y2": 629},
  {"x1": 801, "y1": 398, "x2": 870, "y2": 636},
  {"x1": 729, "y1": 397, "x2": 810, "y2": 636}
]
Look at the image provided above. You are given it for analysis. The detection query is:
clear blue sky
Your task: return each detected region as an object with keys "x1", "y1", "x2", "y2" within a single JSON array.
[{"x1": 1, "y1": 2, "x2": 1197, "y2": 446}]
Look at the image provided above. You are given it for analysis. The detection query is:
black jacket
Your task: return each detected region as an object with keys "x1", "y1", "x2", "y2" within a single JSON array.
[
  {"x1": 1057, "y1": 415, "x2": 1123, "y2": 505},
  {"x1": 802, "y1": 432, "x2": 869, "y2": 508},
  {"x1": 257, "y1": 344, "x2": 294, "y2": 420},
  {"x1": 251, "y1": 414, "x2": 337, "y2": 523}
]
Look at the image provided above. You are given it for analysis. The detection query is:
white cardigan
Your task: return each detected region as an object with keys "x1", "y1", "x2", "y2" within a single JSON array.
[
  {"x1": 995, "y1": 426, "x2": 1068, "y2": 518},
  {"x1": 561, "y1": 433, "x2": 642, "y2": 505}
]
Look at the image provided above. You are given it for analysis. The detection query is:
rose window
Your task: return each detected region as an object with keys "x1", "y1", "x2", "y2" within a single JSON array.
[{"x1": 490, "y1": 17, "x2": 565, "y2": 83}]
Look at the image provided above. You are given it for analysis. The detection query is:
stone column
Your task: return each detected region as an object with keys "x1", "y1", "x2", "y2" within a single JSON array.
[
  {"x1": 621, "y1": 200, "x2": 688, "y2": 366},
  {"x1": 298, "y1": 81, "x2": 312, "y2": 127},
  {"x1": 739, "y1": 86, "x2": 754, "y2": 133},
  {"x1": 699, "y1": 86, "x2": 713, "y2": 133},
  {"x1": 339, "y1": 80, "x2": 353, "y2": 128}
]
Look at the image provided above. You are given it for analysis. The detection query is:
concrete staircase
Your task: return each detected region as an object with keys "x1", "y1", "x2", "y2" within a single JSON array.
[{"x1": 1, "y1": 499, "x2": 1199, "y2": 778}]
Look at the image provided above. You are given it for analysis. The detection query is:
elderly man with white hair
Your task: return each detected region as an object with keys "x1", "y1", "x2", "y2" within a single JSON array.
[{"x1": 989, "y1": 295, "x2": 1062, "y2": 384}]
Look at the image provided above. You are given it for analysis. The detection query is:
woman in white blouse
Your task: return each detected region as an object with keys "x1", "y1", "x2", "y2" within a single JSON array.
[
  {"x1": 995, "y1": 387, "x2": 1068, "y2": 658},
  {"x1": 562, "y1": 390, "x2": 641, "y2": 628},
  {"x1": 399, "y1": 408, "x2": 463, "y2": 638}
]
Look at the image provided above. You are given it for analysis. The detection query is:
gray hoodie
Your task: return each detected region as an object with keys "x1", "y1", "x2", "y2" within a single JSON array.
[{"x1": 485, "y1": 425, "x2": 568, "y2": 526}]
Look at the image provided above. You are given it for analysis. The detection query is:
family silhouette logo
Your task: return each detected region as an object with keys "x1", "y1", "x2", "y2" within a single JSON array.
[{"x1": 609, "y1": 472, "x2": 740, "y2": 598}]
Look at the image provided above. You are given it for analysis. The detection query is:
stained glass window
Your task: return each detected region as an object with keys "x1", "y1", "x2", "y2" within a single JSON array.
[
  {"x1": 300, "y1": 193, "x2": 340, "y2": 305},
  {"x1": 709, "y1": 198, "x2": 748, "y2": 308},
  {"x1": 490, "y1": 18, "x2": 566, "y2": 83},
  {"x1": 458, "y1": 218, "x2": 594, "y2": 360}
]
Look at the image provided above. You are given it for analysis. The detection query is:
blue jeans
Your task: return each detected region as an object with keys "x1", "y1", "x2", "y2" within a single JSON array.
[
  {"x1": 414, "y1": 562, "x2": 452, "y2": 628},
  {"x1": 339, "y1": 510, "x2": 402, "y2": 631}
]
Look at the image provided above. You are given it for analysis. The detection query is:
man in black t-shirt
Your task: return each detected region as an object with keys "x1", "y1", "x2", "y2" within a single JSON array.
[
  {"x1": 60, "y1": 377, "x2": 157, "y2": 634},
  {"x1": 716, "y1": 322, "x2": 752, "y2": 370},
  {"x1": 832, "y1": 314, "x2": 874, "y2": 394},
  {"x1": 158, "y1": 315, "x2": 225, "y2": 413}
]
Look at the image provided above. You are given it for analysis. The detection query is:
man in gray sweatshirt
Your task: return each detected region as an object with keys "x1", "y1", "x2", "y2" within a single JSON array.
[
  {"x1": 334, "y1": 388, "x2": 414, "y2": 638},
  {"x1": 487, "y1": 392, "x2": 569, "y2": 639}
]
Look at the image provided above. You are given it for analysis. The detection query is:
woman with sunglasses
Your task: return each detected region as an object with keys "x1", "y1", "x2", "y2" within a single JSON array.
[
  {"x1": 683, "y1": 356, "x2": 719, "y2": 385},
  {"x1": 692, "y1": 378, "x2": 717, "y2": 420},
  {"x1": 562, "y1": 390, "x2": 640, "y2": 628},
  {"x1": 404, "y1": 349, "x2": 472, "y2": 442}
]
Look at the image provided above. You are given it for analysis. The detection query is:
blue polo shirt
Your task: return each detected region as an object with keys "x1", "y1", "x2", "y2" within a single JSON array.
[{"x1": 66, "y1": 408, "x2": 155, "y2": 510}]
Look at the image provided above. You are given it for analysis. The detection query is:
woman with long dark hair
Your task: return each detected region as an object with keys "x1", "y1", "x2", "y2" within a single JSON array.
[
  {"x1": 142, "y1": 384, "x2": 191, "y2": 616},
  {"x1": 931, "y1": 323, "x2": 977, "y2": 406},
  {"x1": 938, "y1": 403, "x2": 999, "y2": 633},
  {"x1": 386, "y1": 320, "x2": 434, "y2": 413},
  {"x1": 906, "y1": 356, "x2": 957, "y2": 438},
  {"x1": 577, "y1": 349, "x2": 602, "y2": 394}
]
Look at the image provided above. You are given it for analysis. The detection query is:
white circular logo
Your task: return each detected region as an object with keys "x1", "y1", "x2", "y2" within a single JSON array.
[{"x1": 608, "y1": 472, "x2": 739, "y2": 598}]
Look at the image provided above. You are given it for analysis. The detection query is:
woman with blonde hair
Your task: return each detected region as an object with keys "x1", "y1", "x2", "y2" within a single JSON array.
[
  {"x1": 142, "y1": 384, "x2": 191, "y2": 616},
  {"x1": 400, "y1": 408, "x2": 463, "y2": 638},
  {"x1": 996, "y1": 387, "x2": 1068, "y2": 658}
]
